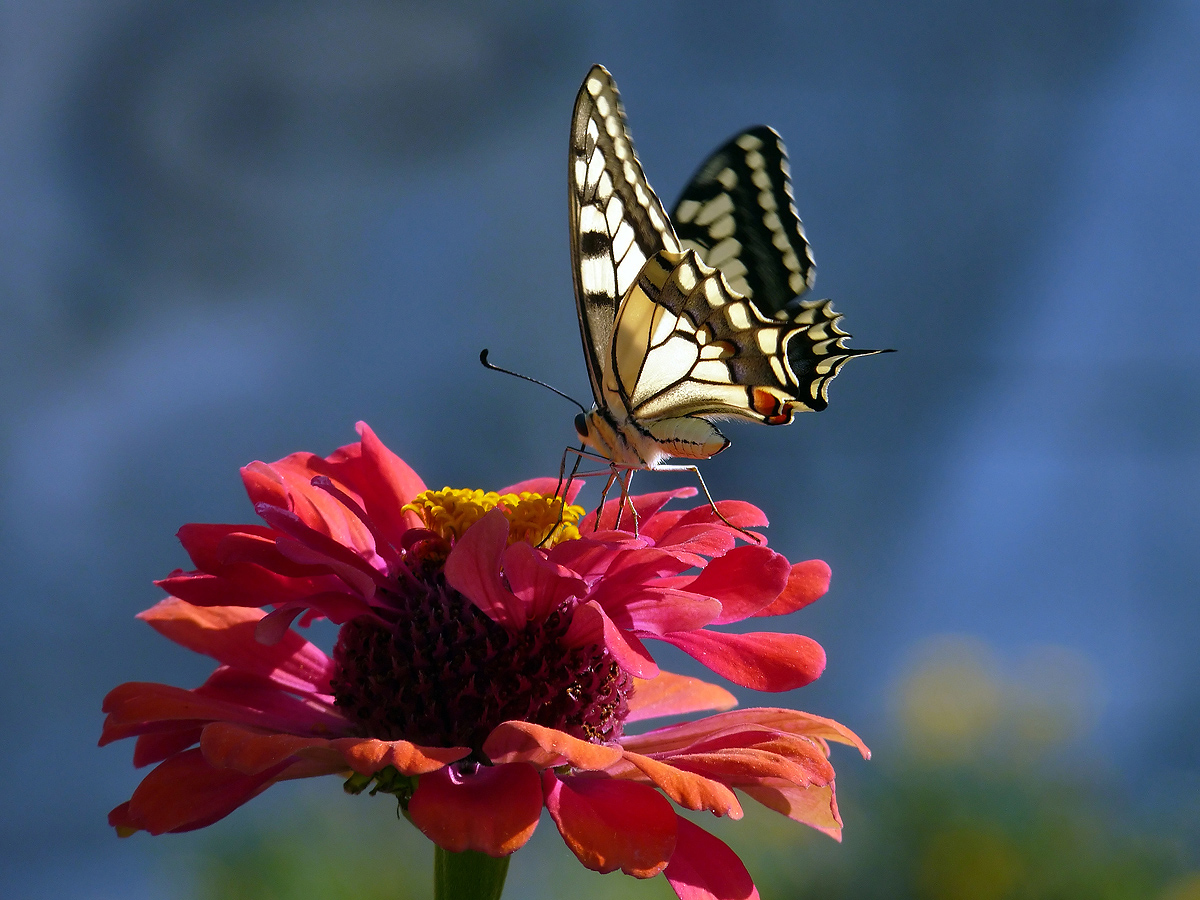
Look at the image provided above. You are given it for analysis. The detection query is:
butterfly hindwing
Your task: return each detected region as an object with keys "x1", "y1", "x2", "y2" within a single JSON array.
[
  {"x1": 671, "y1": 126, "x2": 815, "y2": 318},
  {"x1": 609, "y1": 250, "x2": 874, "y2": 427},
  {"x1": 569, "y1": 64, "x2": 680, "y2": 403}
]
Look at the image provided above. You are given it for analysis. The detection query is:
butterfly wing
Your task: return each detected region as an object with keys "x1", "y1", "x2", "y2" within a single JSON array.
[
  {"x1": 671, "y1": 126, "x2": 815, "y2": 318},
  {"x1": 609, "y1": 250, "x2": 879, "y2": 429},
  {"x1": 569, "y1": 65, "x2": 680, "y2": 404}
]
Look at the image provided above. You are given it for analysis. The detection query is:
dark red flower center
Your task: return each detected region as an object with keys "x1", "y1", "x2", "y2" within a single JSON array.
[{"x1": 330, "y1": 548, "x2": 632, "y2": 757}]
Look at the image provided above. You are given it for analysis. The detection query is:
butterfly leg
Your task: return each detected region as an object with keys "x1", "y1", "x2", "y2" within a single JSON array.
[
  {"x1": 610, "y1": 468, "x2": 640, "y2": 534},
  {"x1": 649, "y1": 463, "x2": 762, "y2": 544},
  {"x1": 596, "y1": 469, "x2": 620, "y2": 531}
]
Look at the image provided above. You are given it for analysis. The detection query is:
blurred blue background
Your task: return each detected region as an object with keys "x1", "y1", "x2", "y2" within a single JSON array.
[{"x1": 4, "y1": 1, "x2": 1199, "y2": 897}]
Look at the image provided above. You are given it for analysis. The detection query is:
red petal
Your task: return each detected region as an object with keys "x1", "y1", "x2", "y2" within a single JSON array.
[
  {"x1": 354, "y1": 421, "x2": 427, "y2": 546},
  {"x1": 626, "y1": 672, "x2": 737, "y2": 723},
  {"x1": 483, "y1": 721, "x2": 623, "y2": 770},
  {"x1": 132, "y1": 727, "x2": 203, "y2": 767},
  {"x1": 607, "y1": 587, "x2": 722, "y2": 636},
  {"x1": 443, "y1": 510, "x2": 526, "y2": 629},
  {"x1": 578, "y1": 488, "x2": 697, "y2": 534},
  {"x1": 543, "y1": 772, "x2": 676, "y2": 877},
  {"x1": 502, "y1": 542, "x2": 585, "y2": 622},
  {"x1": 409, "y1": 763, "x2": 543, "y2": 856},
  {"x1": 241, "y1": 452, "x2": 377, "y2": 557},
  {"x1": 753, "y1": 560, "x2": 830, "y2": 618},
  {"x1": 137, "y1": 598, "x2": 335, "y2": 694},
  {"x1": 563, "y1": 601, "x2": 658, "y2": 678},
  {"x1": 113, "y1": 748, "x2": 287, "y2": 835},
  {"x1": 664, "y1": 818, "x2": 759, "y2": 900},
  {"x1": 157, "y1": 568, "x2": 337, "y2": 610},
  {"x1": 690, "y1": 547, "x2": 791, "y2": 624},
  {"x1": 657, "y1": 630, "x2": 825, "y2": 691},
  {"x1": 255, "y1": 504, "x2": 383, "y2": 598}
]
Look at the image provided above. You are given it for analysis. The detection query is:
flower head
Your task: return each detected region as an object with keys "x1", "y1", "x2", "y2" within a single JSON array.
[{"x1": 101, "y1": 422, "x2": 867, "y2": 900}]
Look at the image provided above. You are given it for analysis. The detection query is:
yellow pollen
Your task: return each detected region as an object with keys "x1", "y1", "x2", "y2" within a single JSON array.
[{"x1": 403, "y1": 487, "x2": 583, "y2": 548}]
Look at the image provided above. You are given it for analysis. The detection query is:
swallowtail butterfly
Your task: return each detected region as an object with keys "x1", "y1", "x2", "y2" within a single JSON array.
[{"x1": 567, "y1": 65, "x2": 884, "y2": 519}]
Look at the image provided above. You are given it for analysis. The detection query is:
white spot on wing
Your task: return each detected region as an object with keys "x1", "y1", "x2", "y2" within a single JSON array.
[
  {"x1": 605, "y1": 196, "x2": 625, "y2": 234},
  {"x1": 616, "y1": 247, "x2": 645, "y2": 292},
  {"x1": 709, "y1": 214, "x2": 735, "y2": 239},
  {"x1": 736, "y1": 133, "x2": 762, "y2": 151},
  {"x1": 581, "y1": 255, "x2": 615, "y2": 299},
  {"x1": 612, "y1": 220, "x2": 635, "y2": 262},
  {"x1": 675, "y1": 199, "x2": 700, "y2": 223},
  {"x1": 696, "y1": 193, "x2": 734, "y2": 226},
  {"x1": 707, "y1": 237, "x2": 743, "y2": 268},
  {"x1": 726, "y1": 302, "x2": 751, "y2": 330}
]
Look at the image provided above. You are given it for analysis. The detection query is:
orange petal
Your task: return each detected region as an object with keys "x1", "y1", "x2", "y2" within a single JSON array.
[
  {"x1": 199, "y1": 721, "x2": 468, "y2": 776},
  {"x1": 618, "y1": 750, "x2": 742, "y2": 818},
  {"x1": 543, "y1": 772, "x2": 676, "y2": 877},
  {"x1": 622, "y1": 708, "x2": 869, "y2": 758},
  {"x1": 331, "y1": 735, "x2": 470, "y2": 775},
  {"x1": 409, "y1": 762, "x2": 543, "y2": 856},
  {"x1": 739, "y1": 779, "x2": 843, "y2": 840},
  {"x1": 483, "y1": 721, "x2": 623, "y2": 770},
  {"x1": 626, "y1": 672, "x2": 738, "y2": 723}
]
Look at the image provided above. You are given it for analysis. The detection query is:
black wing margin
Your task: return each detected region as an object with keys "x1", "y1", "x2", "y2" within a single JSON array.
[{"x1": 671, "y1": 126, "x2": 815, "y2": 318}]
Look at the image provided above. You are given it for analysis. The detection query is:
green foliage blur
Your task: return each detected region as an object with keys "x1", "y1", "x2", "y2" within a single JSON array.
[{"x1": 177, "y1": 637, "x2": 1200, "y2": 900}]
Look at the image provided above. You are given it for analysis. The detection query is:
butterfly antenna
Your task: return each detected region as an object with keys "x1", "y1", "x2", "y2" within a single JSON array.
[{"x1": 479, "y1": 349, "x2": 588, "y2": 414}]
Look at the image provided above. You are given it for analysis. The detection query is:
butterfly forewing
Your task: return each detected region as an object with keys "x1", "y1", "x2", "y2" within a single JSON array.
[
  {"x1": 569, "y1": 65, "x2": 680, "y2": 404},
  {"x1": 671, "y1": 126, "x2": 815, "y2": 318}
]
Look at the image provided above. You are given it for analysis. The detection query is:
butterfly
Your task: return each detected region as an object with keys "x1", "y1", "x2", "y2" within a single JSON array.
[{"x1": 565, "y1": 65, "x2": 885, "y2": 527}]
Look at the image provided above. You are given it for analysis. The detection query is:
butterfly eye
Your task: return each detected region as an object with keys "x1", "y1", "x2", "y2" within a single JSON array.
[{"x1": 574, "y1": 413, "x2": 589, "y2": 439}]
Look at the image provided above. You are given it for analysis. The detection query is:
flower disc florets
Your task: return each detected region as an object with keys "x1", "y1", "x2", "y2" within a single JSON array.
[{"x1": 331, "y1": 488, "x2": 625, "y2": 755}]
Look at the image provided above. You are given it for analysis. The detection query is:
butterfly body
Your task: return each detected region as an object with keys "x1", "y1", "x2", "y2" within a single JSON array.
[{"x1": 565, "y1": 65, "x2": 883, "y2": 517}]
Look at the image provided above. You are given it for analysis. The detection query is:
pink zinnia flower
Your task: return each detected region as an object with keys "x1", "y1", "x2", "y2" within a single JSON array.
[{"x1": 101, "y1": 422, "x2": 867, "y2": 899}]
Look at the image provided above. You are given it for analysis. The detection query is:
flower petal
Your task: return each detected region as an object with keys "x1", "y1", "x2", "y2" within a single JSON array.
[
  {"x1": 690, "y1": 546, "x2": 791, "y2": 625},
  {"x1": 664, "y1": 817, "x2": 760, "y2": 900},
  {"x1": 502, "y1": 542, "x2": 586, "y2": 622},
  {"x1": 138, "y1": 598, "x2": 335, "y2": 694},
  {"x1": 578, "y1": 487, "x2": 697, "y2": 534},
  {"x1": 198, "y1": 721, "x2": 466, "y2": 776},
  {"x1": 99, "y1": 678, "x2": 345, "y2": 745},
  {"x1": 409, "y1": 762, "x2": 543, "y2": 856},
  {"x1": 657, "y1": 630, "x2": 825, "y2": 692},
  {"x1": 354, "y1": 421, "x2": 427, "y2": 544},
  {"x1": 739, "y1": 779, "x2": 843, "y2": 840},
  {"x1": 483, "y1": 721, "x2": 623, "y2": 770},
  {"x1": 626, "y1": 672, "x2": 738, "y2": 723},
  {"x1": 543, "y1": 772, "x2": 676, "y2": 877},
  {"x1": 443, "y1": 509, "x2": 526, "y2": 629},
  {"x1": 111, "y1": 748, "x2": 288, "y2": 835},
  {"x1": 753, "y1": 559, "x2": 831, "y2": 618},
  {"x1": 616, "y1": 750, "x2": 742, "y2": 818},
  {"x1": 132, "y1": 727, "x2": 203, "y2": 767},
  {"x1": 621, "y1": 708, "x2": 869, "y2": 759},
  {"x1": 563, "y1": 600, "x2": 658, "y2": 679}
]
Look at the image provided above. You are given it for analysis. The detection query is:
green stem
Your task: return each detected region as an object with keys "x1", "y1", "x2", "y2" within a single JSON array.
[{"x1": 433, "y1": 846, "x2": 510, "y2": 900}]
